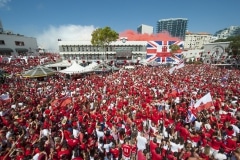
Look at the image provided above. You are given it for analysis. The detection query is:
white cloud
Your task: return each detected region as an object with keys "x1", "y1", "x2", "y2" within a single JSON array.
[
  {"x1": 0, "y1": 0, "x2": 11, "y2": 8},
  {"x1": 36, "y1": 24, "x2": 97, "y2": 52}
]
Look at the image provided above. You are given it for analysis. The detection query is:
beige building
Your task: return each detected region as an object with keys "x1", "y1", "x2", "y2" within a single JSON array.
[{"x1": 184, "y1": 32, "x2": 214, "y2": 50}]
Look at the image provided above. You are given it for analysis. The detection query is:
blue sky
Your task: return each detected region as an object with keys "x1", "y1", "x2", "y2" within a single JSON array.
[{"x1": 0, "y1": 0, "x2": 240, "y2": 51}]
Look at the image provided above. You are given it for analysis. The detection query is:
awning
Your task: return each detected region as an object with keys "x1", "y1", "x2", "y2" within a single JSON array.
[
  {"x1": 0, "y1": 48, "x2": 14, "y2": 53},
  {"x1": 15, "y1": 48, "x2": 28, "y2": 52}
]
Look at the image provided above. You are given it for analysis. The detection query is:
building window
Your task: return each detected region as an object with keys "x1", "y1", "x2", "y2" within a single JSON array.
[
  {"x1": 15, "y1": 41, "x2": 25, "y2": 46},
  {"x1": 0, "y1": 40, "x2": 5, "y2": 45}
]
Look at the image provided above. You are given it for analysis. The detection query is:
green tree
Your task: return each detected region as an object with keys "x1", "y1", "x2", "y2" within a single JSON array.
[
  {"x1": 169, "y1": 44, "x2": 180, "y2": 57},
  {"x1": 91, "y1": 26, "x2": 119, "y2": 61},
  {"x1": 228, "y1": 36, "x2": 240, "y2": 55},
  {"x1": 214, "y1": 35, "x2": 240, "y2": 55}
]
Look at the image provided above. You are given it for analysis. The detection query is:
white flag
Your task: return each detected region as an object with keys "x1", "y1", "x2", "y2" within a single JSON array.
[{"x1": 194, "y1": 92, "x2": 213, "y2": 111}]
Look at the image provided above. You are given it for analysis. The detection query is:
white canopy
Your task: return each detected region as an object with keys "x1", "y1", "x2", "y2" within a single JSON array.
[
  {"x1": 59, "y1": 62, "x2": 85, "y2": 74},
  {"x1": 83, "y1": 62, "x2": 99, "y2": 73}
]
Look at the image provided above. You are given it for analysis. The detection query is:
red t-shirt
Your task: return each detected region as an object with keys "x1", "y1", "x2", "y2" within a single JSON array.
[
  {"x1": 151, "y1": 149, "x2": 163, "y2": 160},
  {"x1": 57, "y1": 149, "x2": 70, "y2": 159},
  {"x1": 137, "y1": 150, "x2": 146, "y2": 160},
  {"x1": 122, "y1": 144, "x2": 132, "y2": 158},
  {"x1": 211, "y1": 138, "x2": 222, "y2": 150},
  {"x1": 66, "y1": 138, "x2": 79, "y2": 149},
  {"x1": 110, "y1": 148, "x2": 119, "y2": 159},
  {"x1": 223, "y1": 138, "x2": 237, "y2": 149},
  {"x1": 131, "y1": 145, "x2": 137, "y2": 154},
  {"x1": 179, "y1": 127, "x2": 190, "y2": 141},
  {"x1": 16, "y1": 155, "x2": 24, "y2": 160},
  {"x1": 150, "y1": 141, "x2": 158, "y2": 154}
]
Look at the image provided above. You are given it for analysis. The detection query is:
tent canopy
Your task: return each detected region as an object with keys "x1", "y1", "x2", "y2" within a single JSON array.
[
  {"x1": 59, "y1": 62, "x2": 85, "y2": 74},
  {"x1": 83, "y1": 62, "x2": 99, "y2": 73},
  {"x1": 92, "y1": 63, "x2": 112, "y2": 73},
  {"x1": 22, "y1": 66, "x2": 56, "y2": 78}
]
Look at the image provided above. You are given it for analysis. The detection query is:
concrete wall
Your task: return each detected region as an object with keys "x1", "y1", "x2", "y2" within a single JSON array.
[{"x1": 0, "y1": 33, "x2": 38, "y2": 56}]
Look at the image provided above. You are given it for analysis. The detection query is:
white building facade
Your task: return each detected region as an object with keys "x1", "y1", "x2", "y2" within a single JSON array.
[
  {"x1": 184, "y1": 32, "x2": 214, "y2": 50},
  {"x1": 137, "y1": 24, "x2": 154, "y2": 35},
  {"x1": 0, "y1": 33, "x2": 38, "y2": 56},
  {"x1": 58, "y1": 39, "x2": 147, "y2": 64}
]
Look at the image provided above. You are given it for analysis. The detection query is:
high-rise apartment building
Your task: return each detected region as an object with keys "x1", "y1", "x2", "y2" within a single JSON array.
[
  {"x1": 137, "y1": 24, "x2": 153, "y2": 35},
  {"x1": 156, "y1": 18, "x2": 188, "y2": 40}
]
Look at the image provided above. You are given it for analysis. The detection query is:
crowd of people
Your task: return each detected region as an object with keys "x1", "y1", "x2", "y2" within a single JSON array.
[{"x1": 0, "y1": 57, "x2": 240, "y2": 160}]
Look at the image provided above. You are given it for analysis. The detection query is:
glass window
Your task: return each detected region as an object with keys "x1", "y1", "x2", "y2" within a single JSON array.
[
  {"x1": 0, "y1": 40, "x2": 5, "y2": 45},
  {"x1": 15, "y1": 41, "x2": 25, "y2": 46}
]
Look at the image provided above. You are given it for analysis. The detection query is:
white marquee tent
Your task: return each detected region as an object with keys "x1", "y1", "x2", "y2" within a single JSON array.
[
  {"x1": 59, "y1": 62, "x2": 85, "y2": 74},
  {"x1": 83, "y1": 62, "x2": 99, "y2": 73}
]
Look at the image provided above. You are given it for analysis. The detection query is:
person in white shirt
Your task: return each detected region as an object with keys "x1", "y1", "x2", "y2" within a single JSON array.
[
  {"x1": 32, "y1": 153, "x2": 40, "y2": 160},
  {"x1": 169, "y1": 138, "x2": 184, "y2": 153},
  {"x1": 72, "y1": 123, "x2": 80, "y2": 139},
  {"x1": 136, "y1": 131, "x2": 148, "y2": 151},
  {"x1": 96, "y1": 122, "x2": 104, "y2": 141},
  {"x1": 213, "y1": 148, "x2": 227, "y2": 160},
  {"x1": 232, "y1": 123, "x2": 240, "y2": 136},
  {"x1": 103, "y1": 139, "x2": 113, "y2": 153},
  {"x1": 194, "y1": 120, "x2": 202, "y2": 131}
]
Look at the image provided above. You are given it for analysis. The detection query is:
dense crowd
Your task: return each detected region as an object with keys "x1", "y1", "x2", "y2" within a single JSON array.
[{"x1": 0, "y1": 60, "x2": 240, "y2": 160}]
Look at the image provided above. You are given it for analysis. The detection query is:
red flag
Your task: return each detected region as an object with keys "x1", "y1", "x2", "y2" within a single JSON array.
[{"x1": 59, "y1": 97, "x2": 72, "y2": 108}]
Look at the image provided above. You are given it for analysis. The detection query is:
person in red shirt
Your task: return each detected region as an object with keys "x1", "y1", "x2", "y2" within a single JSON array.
[
  {"x1": 131, "y1": 140, "x2": 137, "y2": 160},
  {"x1": 137, "y1": 150, "x2": 146, "y2": 160},
  {"x1": 150, "y1": 137, "x2": 158, "y2": 155},
  {"x1": 222, "y1": 136, "x2": 237, "y2": 153},
  {"x1": 210, "y1": 136, "x2": 223, "y2": 153},
  {"x1": 57, "y1": 143, "x2": 71, "y2": 159},
  {"x1": 110, "y1": 142, "x2": 120, "y2": 160},
  {"x1": 151, "y1": 147, "x2": 163, "y2": 160},
  {"x1": 122, "y1": 140, "x2": 132, "y2": 160},
  {"x1": 178, "y1": 125, "x2": 190, "y2": 141}
]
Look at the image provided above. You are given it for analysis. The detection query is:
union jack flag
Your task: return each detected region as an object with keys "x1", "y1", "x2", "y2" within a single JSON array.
[
  {"x1": 146, "y1": 40, "x2": 184, "y2": 63},
  {"x1": 185, "y1": 109, "x2": 196, "y2": 123}
]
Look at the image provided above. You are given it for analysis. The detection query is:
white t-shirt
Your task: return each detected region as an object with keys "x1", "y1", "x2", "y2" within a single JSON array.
[
  {"x1": 96, "y1": 128, "x2": 104, "y2": 141},
  {"x1": 137, "y1": 133, "x2": 147, "y2": 151},
  {"x1": 163, "y1": 126, "x2": 169, "y2": 138},
  {"x1": 32, "y1": 153, "x2": 39, "y2": 160},
  {"x1": 170, "y1": 141, "x2": 182, "y2": 153},
  {"x1": 213, "y1": 152, "x2": 227, "y2": 160},
  {"x1": 103, "y1": 142, "x2": 113, "y2": 153},
  {"x1": 232, "y1": 124, "x2": 240, "y2": 135},
  {"x1": 194, "y1": 121, "x2": 202, "y2": 131},
  {"x1": 73, "y1": 128, "x2": 79, "y2": 139}
]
